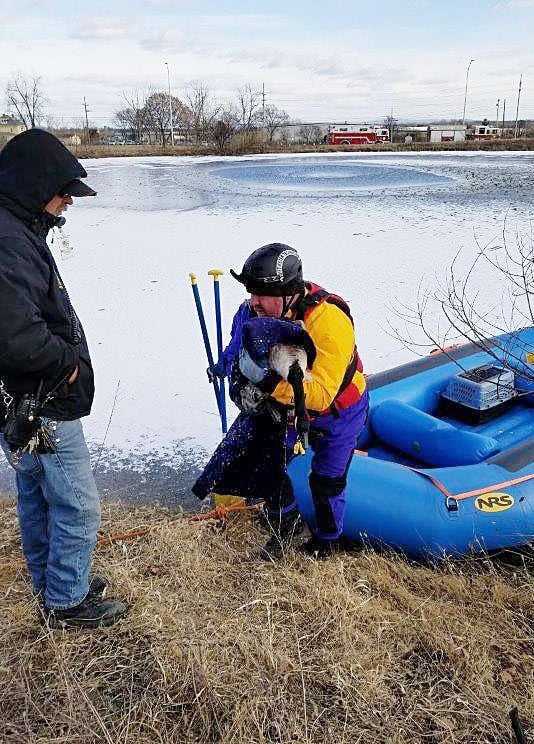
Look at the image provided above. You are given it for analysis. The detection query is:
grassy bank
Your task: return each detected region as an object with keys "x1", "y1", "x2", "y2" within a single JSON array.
[
  {"x1": 0, "y1": 498, "x2": 532, "y2": 743},
  {"x1": 72, "y1": 138, "x2": 534, "y2": 159}
]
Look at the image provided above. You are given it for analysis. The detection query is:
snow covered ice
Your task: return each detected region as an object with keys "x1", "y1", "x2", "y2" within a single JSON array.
[{"x1": 1, "y1": 151, "x2": 533, "y2": 505}]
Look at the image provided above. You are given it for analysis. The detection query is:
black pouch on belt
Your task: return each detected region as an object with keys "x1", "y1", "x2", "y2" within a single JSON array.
[{"x1": 3, "y1": 380, "x2": 56, "y2": 454}]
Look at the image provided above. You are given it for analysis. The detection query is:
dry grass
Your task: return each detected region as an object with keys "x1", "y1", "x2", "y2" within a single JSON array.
[{"x1": 0, "y1": 497, "x2": 532, "y2": 744}]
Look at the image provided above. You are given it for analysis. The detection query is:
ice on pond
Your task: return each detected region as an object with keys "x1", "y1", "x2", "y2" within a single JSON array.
[{"x1": 212, "y1": 161, "x2": 454, "y2": 193}]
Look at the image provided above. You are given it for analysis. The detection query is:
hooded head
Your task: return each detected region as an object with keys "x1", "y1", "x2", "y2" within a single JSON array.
[{"x1": 0, "y1": 128, "x2": 96, "y2": 216}]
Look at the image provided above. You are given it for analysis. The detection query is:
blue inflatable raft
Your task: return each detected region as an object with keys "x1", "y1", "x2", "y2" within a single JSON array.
[{"x1": 288, "y1": 328, "x2": 534, "y2": 559}]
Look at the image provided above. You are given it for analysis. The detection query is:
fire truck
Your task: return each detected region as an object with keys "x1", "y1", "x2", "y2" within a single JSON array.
[
  {"x1": 326, "y1": 124, "x2": 390, "y2": 145},
  {"x1": 472, "y1": 125, "x2": 502, "y2": 140}
]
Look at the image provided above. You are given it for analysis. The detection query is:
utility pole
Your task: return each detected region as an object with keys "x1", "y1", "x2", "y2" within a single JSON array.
[
  {"x1": 164, "y1": 61, "x2": 175, "y2": 147},
  {"x1": 462, "y1": 59, "x2": 475, "y2": 125},
  {"x1": 502, "y1": 99, "x2": 506, "y2": 137},
  {"x1": 83, "y1": 96, "x2": 90, "y2": 142},
  {"x1": 262, "y1": 82, "x2": 266, "y2": 125},
  {"x1": 514, "y1": 74, "x2": 523, "y2": 139},
  {"x1": 495, "y1": 99, "x2": 500, "y2": 127}
]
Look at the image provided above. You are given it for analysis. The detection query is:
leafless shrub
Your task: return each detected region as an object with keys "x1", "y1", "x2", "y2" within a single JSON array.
[
  {"x1": 210, "y1": 108, "x2": 239, "y2": 153},
  {"x1": 389, "y1": 220, "x2": 534, "y2": 384}
]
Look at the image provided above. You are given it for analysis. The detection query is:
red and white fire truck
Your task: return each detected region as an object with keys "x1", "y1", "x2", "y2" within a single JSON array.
[
  {"x1": 326, "y1": 124, "x2": 390, "y2": 145},
  {"x1": 472, "y1": 125, "x2": 502, "y2": 140}
]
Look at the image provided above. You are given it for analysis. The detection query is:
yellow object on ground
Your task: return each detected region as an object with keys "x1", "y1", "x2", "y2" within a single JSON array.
[{"x1": 213, "y1": 493, "x2": 247, "y2": 508}]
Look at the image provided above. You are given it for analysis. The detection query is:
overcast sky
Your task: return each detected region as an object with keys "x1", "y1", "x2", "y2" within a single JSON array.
[{"x1": 1, "y1": 0, "x2": 532, "y2": 126}]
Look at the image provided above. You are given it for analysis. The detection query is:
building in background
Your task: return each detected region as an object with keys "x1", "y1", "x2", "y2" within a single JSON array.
[
  {"x1": 0, "y1": 115, "x2": 25, "y2": 146},
  {"x1": 429, "y1": 124, "x2": 467, "y2": 143}
]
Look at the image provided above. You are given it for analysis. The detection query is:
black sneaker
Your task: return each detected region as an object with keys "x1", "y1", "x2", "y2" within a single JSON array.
[
  {"x1": 45, "y1": 595, "x2": 129, "y2": 629},
  {"x1": 260, "y1": 509, "x2": 304, "y2": 561},
  {"x1": 298, "y1": 535, "x2": 339, "y2": 560}
]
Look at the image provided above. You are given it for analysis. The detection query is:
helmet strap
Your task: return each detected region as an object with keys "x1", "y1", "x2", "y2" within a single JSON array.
[{"x1": 281, "y1": 290, "x2": 304, "y2": 319}]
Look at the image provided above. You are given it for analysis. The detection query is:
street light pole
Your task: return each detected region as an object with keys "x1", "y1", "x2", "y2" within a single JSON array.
[
  {"x1": 514, "y1": 73, "x2": 523, "y2": 139},
  {"x1": 164, "y1": 61, "x2": 175, "y2": 147},
  {"x1": 462, "y1": 59, "x2": 475, "y2": 126}
]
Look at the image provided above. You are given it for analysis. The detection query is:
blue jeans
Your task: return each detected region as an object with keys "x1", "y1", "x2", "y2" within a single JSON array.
[{"x1": 0, "y1": 418, "x2": 100, "y2": 610}]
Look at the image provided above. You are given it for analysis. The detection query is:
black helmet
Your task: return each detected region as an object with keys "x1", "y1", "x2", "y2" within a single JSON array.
[{"x1": 230, "y1": 243, "x2": 304, "y2": 296}]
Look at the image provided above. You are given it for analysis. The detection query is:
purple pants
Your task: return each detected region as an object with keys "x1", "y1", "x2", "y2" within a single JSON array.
[
  {"x1": 288, "y1": 391, "x2": 369, "y2": 539},
  {"x1": 193, "y1": 392, "x2": 369, "y2": 540}
]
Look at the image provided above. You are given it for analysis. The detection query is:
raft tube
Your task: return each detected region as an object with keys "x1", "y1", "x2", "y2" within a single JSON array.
[{"x1": 288, "y1": 328, "x2": 534, "y2": 559}]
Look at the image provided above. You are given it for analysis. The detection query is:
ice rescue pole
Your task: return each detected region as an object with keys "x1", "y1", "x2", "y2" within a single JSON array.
[
  {"x1": 208, "y1": 270, "x2": 228, "y2": 434},
  {"x1": 189, "y1": 273, "x2": 225, "y2": 432}
]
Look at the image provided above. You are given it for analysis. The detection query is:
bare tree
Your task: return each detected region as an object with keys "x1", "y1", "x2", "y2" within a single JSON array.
[
  {"x1": 236, "y1": 84, "x2": 262, "y2": 132},
  {"x1": 6, "y1": 72, "x2": 47, "y2": 128},
  {"x1": 210, "y1": 108, "x2": 238, "y2": 153},
  {"x1": 297, "y1": 124, "x2": 322, "y2": 145},
  {"x1": 186, "y1": 82, "x2": 219, "y2": 143},
  {"x1": 383, "y1": 112, "x2": 398, "y2": 143},
  {"x1": 263, "y1": 104, "x2": 289, "y2": 142},
  {"x1": 389, "y1": 221, "x2": 534, "y2": 386},
  {"x1": 142, "y1": 91, "x2": 191, "y2": 146},
  {"x1": 114, "y1": 89, "x2": 151, "y2": 144}
]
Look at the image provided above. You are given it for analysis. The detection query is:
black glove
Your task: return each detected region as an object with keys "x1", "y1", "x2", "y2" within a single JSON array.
[
  {"x1": 234, "y1": 381, "x2": 269, "y2": 415},
  {"x1": 207, "y1": 361, "x2": 225, "y2": 384}
]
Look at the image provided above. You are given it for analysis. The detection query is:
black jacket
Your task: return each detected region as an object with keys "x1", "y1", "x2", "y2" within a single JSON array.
[{"x1": 0, "y1": 129, "x2": 94, "y2": 420}]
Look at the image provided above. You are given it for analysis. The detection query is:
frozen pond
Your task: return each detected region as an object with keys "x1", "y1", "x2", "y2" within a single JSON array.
[
  {"x1": 210, "y1": 161, "x2": 453, "y2": 192},
  {"x1": 1, "y1": 151, "x2": 533, "y2": 505}
]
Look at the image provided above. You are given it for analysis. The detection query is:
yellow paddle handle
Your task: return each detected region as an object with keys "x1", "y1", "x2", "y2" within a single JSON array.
[
  {"x1": 208, "y1": 269, "x2": 224, "y2": 281},
  {"x1": 189, "y1": 272, "x2": 197, "y2": 285}
]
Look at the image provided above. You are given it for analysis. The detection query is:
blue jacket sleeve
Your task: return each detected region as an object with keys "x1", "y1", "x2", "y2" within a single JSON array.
[{"x1": 221, "y1": 301, "x2": 252, "y2": 376}]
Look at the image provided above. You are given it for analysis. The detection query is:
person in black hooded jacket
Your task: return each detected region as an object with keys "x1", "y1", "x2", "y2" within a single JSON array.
[{"x1": 0, "y1": 129, "x2": 127, "y2": 628}]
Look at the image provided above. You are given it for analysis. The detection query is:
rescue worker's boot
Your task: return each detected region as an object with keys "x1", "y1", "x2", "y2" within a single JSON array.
[
  {"x1": 299, "y1": 535, "x2": 339, "y2": 560},
  {"x1": 304, "y1": 471, "x2": 346, "y2": 560},
  {"x1": 260, "y1": 508, "x2": 304, "y2": 561}
]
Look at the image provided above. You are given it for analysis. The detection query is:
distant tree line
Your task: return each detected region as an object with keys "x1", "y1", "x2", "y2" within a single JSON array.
[
  {"x1": 4, "y1": 71, "x2": 533, "y2": 153},
  {"x1": 113, "y1": 83, "x2": 290, "y2": 152}
]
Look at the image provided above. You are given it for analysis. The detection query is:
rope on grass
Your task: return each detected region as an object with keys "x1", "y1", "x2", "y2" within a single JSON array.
[{"x1": 97, "y1": 502, "x2": 264, "y2": 548}]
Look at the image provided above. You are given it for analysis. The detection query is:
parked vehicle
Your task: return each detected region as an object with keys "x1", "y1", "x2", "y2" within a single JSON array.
[
  {"x1": 326, "y1": 124, "x2": 389, "y2": 145},
  {"x1": 472, "y1": 125, "x2": 502, "y2": 140}
]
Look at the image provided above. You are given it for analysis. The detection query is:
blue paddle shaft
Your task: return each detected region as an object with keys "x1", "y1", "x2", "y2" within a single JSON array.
[
  {"x1": 212, "y1": 279, "x2": 228, "y2": 434},
  {"x1": 190, "y1": 281, "x2": 222, "y2": 419}
]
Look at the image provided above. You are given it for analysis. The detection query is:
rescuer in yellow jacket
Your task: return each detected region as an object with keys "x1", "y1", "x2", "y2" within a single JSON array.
[{"x1": 192, "y1": 243, "x2": 369, "y2": 560}]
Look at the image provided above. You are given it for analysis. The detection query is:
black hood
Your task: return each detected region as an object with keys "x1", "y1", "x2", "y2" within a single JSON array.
[{"x1": 0, "y1": 128, "x2": 87, "y2": 215}]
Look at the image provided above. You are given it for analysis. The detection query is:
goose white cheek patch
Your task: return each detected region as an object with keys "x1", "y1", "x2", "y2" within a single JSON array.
[{"x1": 269, "y1": 345, "x2": 311, "y2": 381}]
